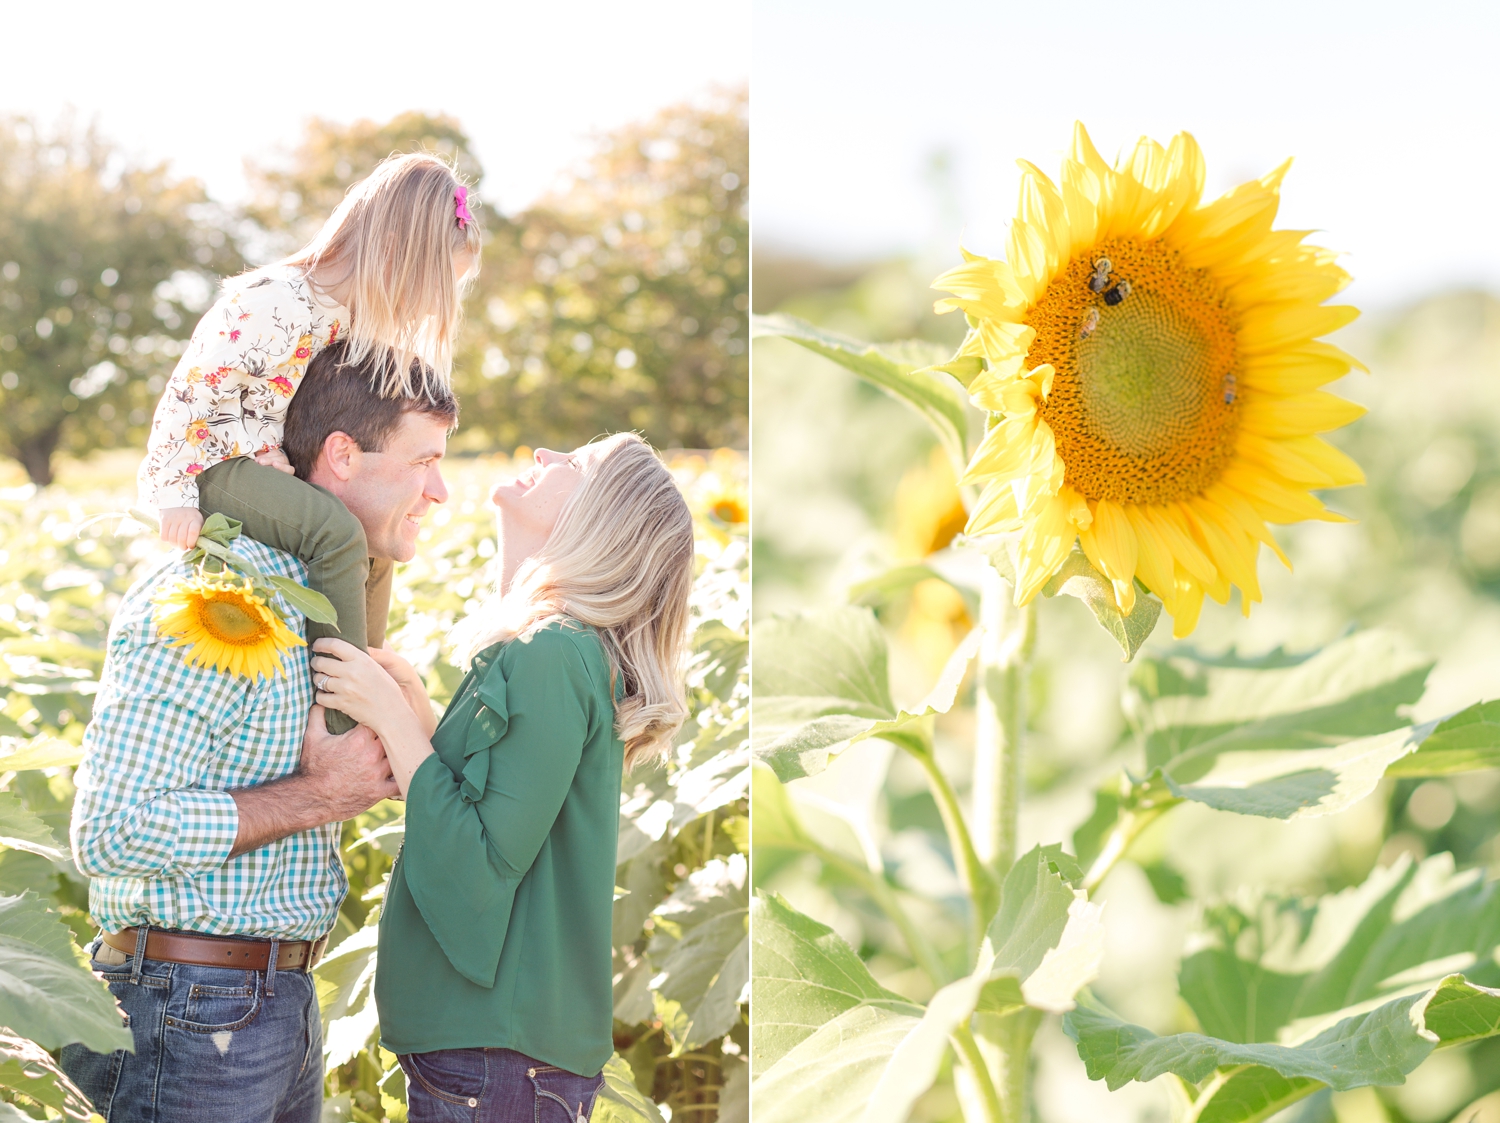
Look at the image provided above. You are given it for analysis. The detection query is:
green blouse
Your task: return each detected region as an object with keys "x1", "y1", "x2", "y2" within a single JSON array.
[{"x1": 375, "y1": 619, "x2": 623, "y2": 1076}]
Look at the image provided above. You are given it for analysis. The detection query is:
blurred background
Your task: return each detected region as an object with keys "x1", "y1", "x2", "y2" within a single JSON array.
[
  {"x1": 0, "y1": 0, "x2": 749, "y2": 483},
  {"x1": 753, "y1": 1, "x2": 1500, "y2": 1120},
  {"x1": 0, "y1": 4, "x2": 749, "y2": 1120}
]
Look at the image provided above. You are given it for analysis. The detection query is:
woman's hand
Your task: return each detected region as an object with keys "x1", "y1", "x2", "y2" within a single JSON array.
[
  {"x1": 369, "y1": 646, "x2": 439, "y2": 737},
  {"x1": 311, "y1": 638, "x2": 434, "y2": 796}
]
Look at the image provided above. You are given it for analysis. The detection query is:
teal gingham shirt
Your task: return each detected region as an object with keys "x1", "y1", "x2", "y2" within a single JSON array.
[{"x1": 71, "y1": 538, "x2": 345, "y2": 941}]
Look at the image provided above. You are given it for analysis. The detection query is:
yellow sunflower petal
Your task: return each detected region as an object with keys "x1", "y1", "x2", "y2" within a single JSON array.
[
  {"x1": 1170, "y1": 568, "x2": 1206, "y2": 638},
  {"x1": 1014, "y1": 489, "x2": 1079, "y2": 605},
  {"x1": 966, "y1": 479, "x2": 1023, "y2": 536},
  {"x1": 1126, "y1": 504, "x2": 1179, "y2": 610},
  {"x1": 1240, "y1": 391, "x2": 1367, "y2": 438},
  {"x1": 1079, "y1": 498, "x2": 1138, "y2": 612},
  {"x1": 1239, "y1": 302, "x2": 1360, "y2": 354},
  {"x1": 1183, "y1": 499, "x2": 1262, "y2": 612}
]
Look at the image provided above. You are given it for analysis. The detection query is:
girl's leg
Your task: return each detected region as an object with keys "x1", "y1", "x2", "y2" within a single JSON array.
[
  {"x1": 198, "y1": 458, "x2": 371, "y2": 733},
  {"x1": 366, "y1": 558, "x2": 395, "y2": 650}
]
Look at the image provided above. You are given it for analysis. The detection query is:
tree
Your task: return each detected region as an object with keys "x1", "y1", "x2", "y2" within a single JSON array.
[
  {"x1": 0, "y1": 117, "x2": 241, "y2": 485},
  {"x1": 242, "y1": 111, "x2": 484, "y2": 256},
  {"x1": 458, "y1": 87, "x2": 748, "y2": 451}
]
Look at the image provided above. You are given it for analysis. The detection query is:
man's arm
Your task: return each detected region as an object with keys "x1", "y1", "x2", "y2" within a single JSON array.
[{"x1": 229, "y1": 707, "x2": 399, "y2": 858}]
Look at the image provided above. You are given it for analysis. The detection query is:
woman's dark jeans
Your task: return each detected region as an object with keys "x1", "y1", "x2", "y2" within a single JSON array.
[{"x1": 399, "y1": 1047, "x2": 605, "y2": 1123}]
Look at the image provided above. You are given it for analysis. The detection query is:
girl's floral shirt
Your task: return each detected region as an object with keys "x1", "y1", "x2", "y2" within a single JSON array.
[{"x1": 137, "y1": 266, "x2": 350, "y2": 510}]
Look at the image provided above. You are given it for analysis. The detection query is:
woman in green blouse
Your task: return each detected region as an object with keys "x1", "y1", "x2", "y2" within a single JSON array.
[{"x1": 311, "y1": 433, "x2": 694, "y2": 1122}]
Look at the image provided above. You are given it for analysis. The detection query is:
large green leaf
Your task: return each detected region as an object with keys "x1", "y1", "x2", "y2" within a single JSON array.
[
  {"x1": 0, "y1": 934, "x2": 132, "y2": 1054},
  {"x1": 750, "y1": 1005, "x2": 923, "y2": 1123},
  {"x1": 750, "y1": 890, "x2": 1046, "y2": 1123},
  {"x1": 613, "y1": 838, "x2": 670, "y2": 947},
  {"x1": 754, "y1": 961, "x2": 993, "y2": 1123},
  {"x1": 0, "y1": 892, "x2": 83, "y2": 967},
  {"x1": 0, "y1": 791, "x2": 68, "y2": 862},
  {"x1": 1128, "y1": 630, "x2": 1433, "y2": 775},
  {"x1": 687, "y1": 619, "x2": 749, "y2": 702},
  {"x1": 593, "y1": 1053, "x2": 667, "y2": 1123},
  {"x1": 1066, "y1": 974, "x2": 1500, "y2": 1120},
  {"x1": 1386, "y1": 699, "x2": 1500, "y2": 776},
  {"x1": 313, "y1": 923, "x2": 380, "y2": 1071},
  {"x1": 0, "y1": 1031, "x2": 97, "y2": 1119},
  {"x1": 752, "y1": 314, "x2": 972, "y2": 473},
  {"x1": 980, "y1": 847, "x2": 1104, "y2": 1016},
  {"x1": 0, "y1": 891, "x2": 129, "y2": 1055},
  {"x1": 717, "y1": 1054, "x2": 748, "y2": 1123},
  {"x1": 749, "y1": 891, "x2": 920, "y2": 1071},
  {"x1": 1070, "y1": 854, "x2": 1500, "y2": 1120},
  {"x1": 648, "y1": 855, "x2": 749, "y2": 1052},
  {"x1": 1113, "y1": 631, "x2": 1446, "y2": 820},
  {"x1": 751, "y1": 607, "x2": 978, "y2": 780},
  {"x1": 1180, "y1": 853, "x2": 1500, "y2": 1044},
  {"x1": 1162, "y1": 721, "x2": 1431, "y2": 820},
  {"x1": 0, "y1": 736, "x2": 84, "y2": 772}
]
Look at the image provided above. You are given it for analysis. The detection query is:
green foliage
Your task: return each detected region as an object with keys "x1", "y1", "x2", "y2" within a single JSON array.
[
  {"x1": 460, "y1": 90, "x2": 748, "y2": 452},
  {"x1": 0, "y1": 117, "x2": 242, "y2": 484},
  {"x1": 751, "y1": 849, "x2": 1103, "y2": 1123},
  {"x1": 751, "y1": 605, "x2": 979, "y2": 780},
  {"x1": 751, "y1": 315, "x2": 969, "y2": 476}
]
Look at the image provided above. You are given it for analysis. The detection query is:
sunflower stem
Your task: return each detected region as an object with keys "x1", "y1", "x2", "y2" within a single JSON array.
[
  {"x1": 972, "y1": 563, "x2": 1037, "y2": 1122},
  {"x1": 972, "y1": 567, "x2": 1034, "y2": 882}
]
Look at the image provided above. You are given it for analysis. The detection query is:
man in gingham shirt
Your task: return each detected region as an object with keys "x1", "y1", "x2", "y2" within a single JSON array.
[{"x1": 62, "y1": 345, "x2": 458, "y2": 1123}]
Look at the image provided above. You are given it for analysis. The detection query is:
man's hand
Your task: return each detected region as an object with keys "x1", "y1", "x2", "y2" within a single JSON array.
[
  {"x1": 254, "y1": 447, "x2": 296, "y2": 475},
  {"x1": 158, "y1": 507, "x2": 204, "y2": 549},
  {"x1": 227, "y1": 707, "x2": 399, "y2": 858},
  {"x1": 297, "y1": 706, "x2": 401, "y2": 818}
]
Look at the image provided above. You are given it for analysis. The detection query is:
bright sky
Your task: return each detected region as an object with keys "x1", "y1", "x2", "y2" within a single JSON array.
[
  {"x1": 0, "y1": 0, "x2": 748, "y2": 216},
  {"x1": 754, "y1": 0, "x2": 1500, "y2": 308}
]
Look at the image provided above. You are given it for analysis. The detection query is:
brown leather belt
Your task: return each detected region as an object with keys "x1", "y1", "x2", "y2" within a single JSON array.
[{"x1": 101, "y1": 927, "x2": 328, "y2": 972}]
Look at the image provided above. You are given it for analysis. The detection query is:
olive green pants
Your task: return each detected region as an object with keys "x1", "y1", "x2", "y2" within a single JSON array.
[{"x1": 198, "y1": 458, "x2": 393, "y2": 733}]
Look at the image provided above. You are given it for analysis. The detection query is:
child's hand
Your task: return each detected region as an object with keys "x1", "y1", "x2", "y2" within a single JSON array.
[
  {"x1": 159, "y1": 507, "x2": 204, "y2": 549},
  {"x1": 254, "y1": 447, "x2": 296, "y2": 475}
]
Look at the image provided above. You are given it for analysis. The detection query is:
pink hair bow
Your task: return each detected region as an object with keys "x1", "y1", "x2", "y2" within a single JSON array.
[{"x1": 454, "y1": 186, "x2": 475, "y2": 229}]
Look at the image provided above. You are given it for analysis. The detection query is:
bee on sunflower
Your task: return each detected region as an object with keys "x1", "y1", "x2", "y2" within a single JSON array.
[{"x1": 934, "y1": 123, "x2": 1364, "y2": 638}]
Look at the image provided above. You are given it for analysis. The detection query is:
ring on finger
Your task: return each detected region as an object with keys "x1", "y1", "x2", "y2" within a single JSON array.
[{"x1": 315, "y1": 673, "x2": 329, "y2": 691}]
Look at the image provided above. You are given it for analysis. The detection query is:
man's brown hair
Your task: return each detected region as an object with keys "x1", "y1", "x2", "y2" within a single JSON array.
[{"x1": 282, "y1": 341, "x2": 459, "y2": 479}]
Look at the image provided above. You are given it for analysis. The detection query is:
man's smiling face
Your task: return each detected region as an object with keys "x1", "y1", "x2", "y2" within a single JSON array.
[{"x1": 336, "y1": 411, "x2": 451, "y2": 561}]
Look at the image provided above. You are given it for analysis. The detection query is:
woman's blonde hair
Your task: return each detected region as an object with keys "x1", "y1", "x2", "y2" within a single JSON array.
[
  {"x1": 276, "y1": 152, "x2": 482, "y2": 398},
  {"x1": 455, "y1": 434, "x2": 695, "y2": 767}
]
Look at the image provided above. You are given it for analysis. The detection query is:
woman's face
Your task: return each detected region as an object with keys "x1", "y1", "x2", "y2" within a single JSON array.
[{"x1": 490, "y1": 446, "x2": 590, "y2": 546}]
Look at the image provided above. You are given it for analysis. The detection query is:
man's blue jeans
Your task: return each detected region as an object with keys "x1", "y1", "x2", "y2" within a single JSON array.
[
  {"x1": 400, "y1": 1047, "x2": 605, "y2": 1123},
  {"x1": 59, "y1": 940, "x2": 323, "y2": 1123}
]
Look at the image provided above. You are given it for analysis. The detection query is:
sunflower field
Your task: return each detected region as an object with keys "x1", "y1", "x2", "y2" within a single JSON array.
[
  {"x1": 751, "y1": 128, "x2": 1500, "y2": 1123},
  {"x1": 0, "y1": 446, "x2": 747, "y2": 1122}
]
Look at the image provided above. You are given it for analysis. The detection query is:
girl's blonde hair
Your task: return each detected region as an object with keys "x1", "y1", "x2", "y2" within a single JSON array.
[
  {"x1": 455, "y1": 434, "x2": 695, "y2": 767},
  {"x1": 277, "y1": 152, "x2": 482, "y2": 398}
]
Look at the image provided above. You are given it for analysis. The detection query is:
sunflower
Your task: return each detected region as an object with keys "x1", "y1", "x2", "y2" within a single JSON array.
[
  {"x1": 933, "y1": 123, "x2": 1365, "y2": 638},
  {"x1": 153, "y1": 571, "x2": 305, "y2": 680}
]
